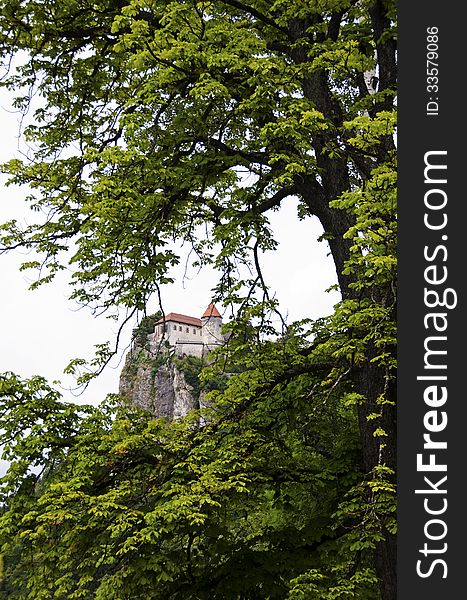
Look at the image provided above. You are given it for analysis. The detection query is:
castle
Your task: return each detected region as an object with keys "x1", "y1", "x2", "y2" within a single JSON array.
[{"x1": 151, "y1": 303, "x2": 225, "y2": 358}]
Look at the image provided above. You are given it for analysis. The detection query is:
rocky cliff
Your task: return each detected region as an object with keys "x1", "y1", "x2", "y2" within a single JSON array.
[
  {"x1": 119, "y1": 346, "x2": 199, "y2": 419},
  {"x1": 119, "y1": 314, "x2": 228, "y2": 420}
]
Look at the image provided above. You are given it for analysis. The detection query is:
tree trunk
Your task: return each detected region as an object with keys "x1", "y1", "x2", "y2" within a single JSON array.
[
  {"x1": 354, "y1": 349, "x2": 397, "y2": 600},
  {"x1": 290, "y1": 4, "x2": 397, "y2": 594}
]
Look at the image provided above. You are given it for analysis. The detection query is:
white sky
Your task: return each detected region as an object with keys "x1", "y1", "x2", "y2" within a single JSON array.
[{"x1": 0, "y1": 85, "x2": 340, "y2": 409}]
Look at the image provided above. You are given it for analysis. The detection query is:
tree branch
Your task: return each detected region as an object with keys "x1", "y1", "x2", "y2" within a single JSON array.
[
  {"x1": 220, "y1": 0, "x2": 289, "y2": 35},
  {"x1": 203, "y1": 137, "x2": 269, "y2": 165}
]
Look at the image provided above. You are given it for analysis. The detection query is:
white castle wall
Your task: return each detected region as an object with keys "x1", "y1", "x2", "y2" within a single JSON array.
[
  {"x1": 201, "y1": 316, "x2": 224, "y2": 350},
  {"x1": 175, "y1": 342, "x2": 204, "y2": 358},
  {"x1": 154, "y1": 322, "x2": 201, "y2": 346},
  {"x1": 151, "y1": 309, "x2": 225, "y2": 359}
]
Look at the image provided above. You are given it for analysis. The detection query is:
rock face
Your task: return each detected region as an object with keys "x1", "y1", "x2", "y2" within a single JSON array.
[
  {"x1": 119, "y1": 347, "x2": 198, "y2": 419},
  {"x1": 119, "y1": 312, "x2": 226, "y2": 420}
]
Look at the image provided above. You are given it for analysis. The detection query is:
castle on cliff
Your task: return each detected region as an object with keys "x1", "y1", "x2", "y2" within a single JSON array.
[{"x1": 151, "y1": 303, "x2": 225, "y2": 358}]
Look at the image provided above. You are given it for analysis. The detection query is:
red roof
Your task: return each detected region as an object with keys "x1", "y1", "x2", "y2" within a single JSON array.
[
  {"x1": 202, "y1": 303, "x2": 221, "y2": 318},
  {"x1": 156, "y1": 312, "x2": 202, "y2": 327}
]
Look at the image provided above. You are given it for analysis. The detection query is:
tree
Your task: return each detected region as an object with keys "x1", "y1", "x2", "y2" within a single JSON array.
[
  {"x1": 0, "y1": 0, "x2": 397, "y2": 597},
  {"x1": 0, "y1": 338, "x2": 385, "y2": 599}
]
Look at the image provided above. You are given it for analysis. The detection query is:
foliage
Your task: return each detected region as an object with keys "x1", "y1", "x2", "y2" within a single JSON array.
[
  {"x1": 173, "y1": 354, "x2": 205, "y2": 399},
  {"x1": 0, "y1": 347, "x2": 378, "y2": 599},
  {"x1": 0, "y1": 0, "x2": 397, "y2": 597},
  {"x1": 132, "y1": 312, "x2": 162, "y2": 350},
  {"x1": 173, "y1": 354, "x2": 230, "y2": 400}
]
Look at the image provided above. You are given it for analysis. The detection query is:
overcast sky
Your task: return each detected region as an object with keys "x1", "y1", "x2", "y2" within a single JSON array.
[{"x1": 0, "y1": 85, "x2": 340, "y2": 409}]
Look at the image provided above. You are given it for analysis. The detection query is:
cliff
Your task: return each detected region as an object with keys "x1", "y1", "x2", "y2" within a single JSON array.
[
  {"x1": 119, "y1": 313, "x2": 228, "y2": 420},
  {"x1": 119, "y1": 351, "x2": 189, "y2": 418},
  {"x1": 119, "y1": 345, "x2": 203, "y2": 419}
]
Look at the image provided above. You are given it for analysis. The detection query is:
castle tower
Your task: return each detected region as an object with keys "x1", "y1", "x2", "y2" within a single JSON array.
[{"x1": 201, "y1": 303, "x2": 223, "y2": 351}]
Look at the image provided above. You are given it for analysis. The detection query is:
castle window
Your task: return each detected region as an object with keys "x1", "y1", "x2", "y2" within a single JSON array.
[
  {"x1": 186, "y1": 327, "x2": 189, "y2": 333},
  {"x1": 179, "y1": 326, "x2": 182, "y2": 331},
  {"x1": 173, "y1": 324, "x2": 177, "y2": 330},
  {"x1": 193, "y1": 328, "x2": 196, "y2": 334}
]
